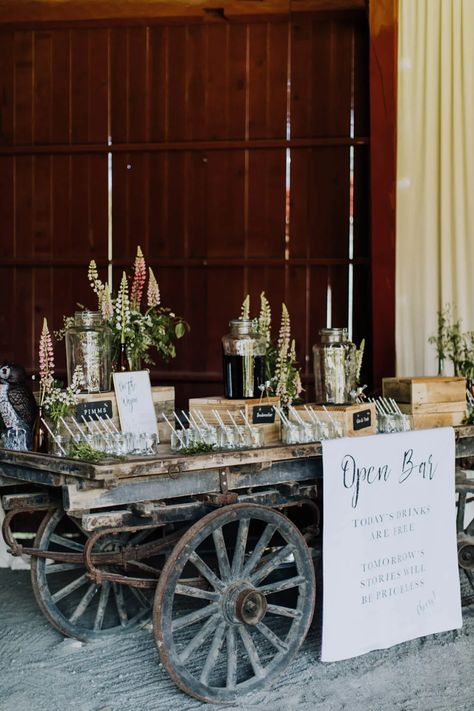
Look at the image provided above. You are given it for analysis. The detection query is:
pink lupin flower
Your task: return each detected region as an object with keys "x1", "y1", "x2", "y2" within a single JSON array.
[
  {"x1": 147, "y1": 267, "x2": 161, "y2": 308},
  {"x1": 130, "y1": 245, "x2": 147, "y2": 310}
]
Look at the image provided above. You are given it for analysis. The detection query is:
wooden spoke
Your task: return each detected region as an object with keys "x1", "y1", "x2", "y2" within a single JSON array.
[
  {"x1": 129, "y1": 586, "x2": 151, "y2": 609},
  {"x1": 241, "y1": 524, "x2": 277, "y2": 578},
  {"x1": 177, "y1": 613, "x2": 220, "y2": 664},
  {"x1": 256, "y1": 622, "x2": 289, "y2": 653},
  {"x1": 466, "y1": 518, "x2": 474, "y2": 536},
  {"x1": 189, "y1": 552, "x2": 225, "y2": 591},
  {"x1": 172, "y1": 602, "x2": 219, "y2": 632},
  {"x1": 94, "y1": 581, "x2": 111, "y2": 630},
  {"x1": 226, "y1": 626, "x2": 237, "y2": 690},
  {"x1": 199, "y1": 621, "x2": 227, "y2": 685},
  {"x1": 174, "y1": 583, "x2": 220, "y2": 602},
  {"x1": 113, "y1": 583, "x2": 128, "y2": 626},
  {"x1": 231, "y1": 518, "x2": 250, "y2": 576},
  {"x1": 50, "y1": 533, "x2": 85, "y2": 552},
  {"x1": 69, "y1": 584, "x2": 98, "y2": 623},
  {"x1": 465, "y1": 569, "x2": 474, "y2": 589},
  {"x1": 44, "y1": 562, "x2": 84, "y2": 575},
  {"x1": 238, "y1": 627, "x2": 265, "y2": 678},
  {"x1": 251, "y1": 544, "x2": 294, "y2": 586},
  {"x1": 266, "y1": 604, "x2": 302, "y2": 619},
  {"x1": 257, "y1": 575, "x2": 306, "y2": 595},
  {"x1": 51, "y1": 574, "x2": 89, "y2": 603},
  {"x1": 212, "y1": 527, "x2": 232, "y2": 582},
  {"x1": 457, "y1": 492, "x2": 466, "y2": 532}
]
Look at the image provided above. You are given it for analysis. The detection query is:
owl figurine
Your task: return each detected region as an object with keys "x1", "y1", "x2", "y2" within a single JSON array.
[{"x1": 0, "y1": 361, "x2": 38, "y2": 451}]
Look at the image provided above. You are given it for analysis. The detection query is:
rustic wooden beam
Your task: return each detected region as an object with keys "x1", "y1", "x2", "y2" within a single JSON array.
[
  {"x1": 369, "y1": 0, "x2": 398, "y2": 391},
  {"x1": 0, "y1": 0, "x2": 366, "y2": 24}
]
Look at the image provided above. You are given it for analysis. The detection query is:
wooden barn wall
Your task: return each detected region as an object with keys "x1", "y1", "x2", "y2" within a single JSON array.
[{"x1": 0, "y1": 13, "x2": 370, "y2": 406}]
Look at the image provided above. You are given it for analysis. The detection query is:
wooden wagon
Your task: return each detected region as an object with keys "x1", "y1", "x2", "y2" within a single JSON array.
[{"x1": 1, "y1": 428, "x2": 473, "y2": 704}]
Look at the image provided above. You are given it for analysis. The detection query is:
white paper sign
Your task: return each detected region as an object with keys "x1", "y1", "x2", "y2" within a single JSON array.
[
  {"x1": 321, "y1": 428, "x2": 462, "y2": 662},
  {"x1": 112, "y1": 371, "x2": 158, "y2": 435}
]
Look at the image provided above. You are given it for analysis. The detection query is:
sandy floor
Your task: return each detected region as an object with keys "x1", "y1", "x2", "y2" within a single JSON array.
[{"x1": 0, "y1": 568, "x2": 473, "y2": 711}]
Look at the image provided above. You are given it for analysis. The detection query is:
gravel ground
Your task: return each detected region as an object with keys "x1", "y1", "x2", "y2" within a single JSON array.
[{"x1": 0, "y1": 568, "x2": 473, "y2": 711}]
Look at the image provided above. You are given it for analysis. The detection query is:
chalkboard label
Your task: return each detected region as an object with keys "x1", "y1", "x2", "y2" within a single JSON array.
[
  {"x1": 75, "y1": 400, "x2": 113, "y2": 422},
  {"x1": 353, "y1": 409, "x2": 372, "y2": 431},
  {"x1": 252, "y1": 405, "x2": 275, "y2": 424}
]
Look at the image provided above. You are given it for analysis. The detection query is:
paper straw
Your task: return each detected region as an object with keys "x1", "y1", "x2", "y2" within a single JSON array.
[
  {"x1": 41, "y1": 418, "x2": 66, "y2": 455},
  {"x1": 289, "y1": 405, "x2": 304, "y2": 424},
  {"x1": 81, "y1": 415, "x2": 95, "y2": 433},
  {"x1": 304, "y1": 405, "x2": 318, "y2": 424},
  {"x1": 196, "y1": 410, "x2": 209, "y2": 427},
  {"x1": 322, "y1": 405, "x2": 337, "y2": 426},
  {"x1": 239, "y1": 409, "x2": 255, "y2": 432},
  {"x1": 227, "y1": 410, "x2": 246, "y2": 442},
  {"x1": 389, "y1": 398, "x2": 403, "y2": 415},
  {"x1": 60, "y1": 416, "x2": 76, "y2": 438},
  {"x1": 212, "y1": 409, "x2": 226, "y2": 428},
  {"x1": 273, "y1": 406, "x2": 290, "y2": 427},
  {"x1": 162, "y1": 413, "x2": 184, "y2": 443},
  {"x1": 106, "y1": 415, "x2": 120, "y2": 433}
]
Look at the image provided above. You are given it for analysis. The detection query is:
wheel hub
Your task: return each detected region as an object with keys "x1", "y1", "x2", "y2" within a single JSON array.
[
  {"x1": 458, "y1": 542, "x2": 474, "y2": 569},
  {"x1": 222, "y1": 582, "x2": 267, "y2": 625}
]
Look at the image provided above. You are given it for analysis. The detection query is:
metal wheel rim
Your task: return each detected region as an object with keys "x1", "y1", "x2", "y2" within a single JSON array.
[
  {"x1": 31, "y1": 509, "x2": 152, "y2": 641},
  {"x1": 153, "y1": 503, "x2": 315, "y2": 704}
]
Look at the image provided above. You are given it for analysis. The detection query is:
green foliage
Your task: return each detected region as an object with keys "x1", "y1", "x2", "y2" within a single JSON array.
[
  {"x1": 67, "y1": 440, "x2": 109, "y2": 462},
  {"x1": 179, "y1": 442, "x2": 216, "y2": 456},
  {"x1": 239, "y1": 293, "x2": 303, "y2": 408},
  {"x1": 429, "y1": 304, "x2": 474, "y2": 380}
]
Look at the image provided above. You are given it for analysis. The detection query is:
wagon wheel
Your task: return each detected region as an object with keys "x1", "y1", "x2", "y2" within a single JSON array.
[
  {"x1": 153, "y1": 504, "x2": 315, "y2": 704},
  {"x1": 31, "y1": 508, "x2": 157, "y2": 641},
  {"x1": 456, "y1": 488, "x2": 474, "y2": 603}
]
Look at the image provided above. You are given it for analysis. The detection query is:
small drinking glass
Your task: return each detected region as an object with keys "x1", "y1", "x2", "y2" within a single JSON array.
[
  {"x1": 245, "y1": 426, "x2": 264, "y2": 448},
  {"x1": 282, "y1": 422, "x2": 299, "y2": 444}
]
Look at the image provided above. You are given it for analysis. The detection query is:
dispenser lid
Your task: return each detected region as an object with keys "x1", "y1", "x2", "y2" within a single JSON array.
[{"x1": 319, "y1": 327, "x2": 348, "y2": 344}]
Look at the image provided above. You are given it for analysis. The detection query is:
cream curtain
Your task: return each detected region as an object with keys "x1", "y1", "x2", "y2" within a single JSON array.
[{"x1": 396, "y1": 0, "x2": 474, "y2": 375}]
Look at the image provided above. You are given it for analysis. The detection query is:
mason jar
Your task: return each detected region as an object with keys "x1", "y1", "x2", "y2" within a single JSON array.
[
  {"x1": 312, "y1": 327, "x2": 357, "y2": 404},
  {"x1": 65, "y1": 311, "x2": 112, "y2": 393},
  {"x1": 222, "y1": 319, "x2": 266, "y2": 399}
]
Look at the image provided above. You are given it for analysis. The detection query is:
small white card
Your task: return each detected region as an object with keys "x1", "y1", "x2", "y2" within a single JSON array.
[{"x1": 112, "y1": 371, "x2": 158, "y2": 435}]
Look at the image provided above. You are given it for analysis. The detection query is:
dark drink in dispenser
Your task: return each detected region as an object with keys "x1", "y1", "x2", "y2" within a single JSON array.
[{"x1": 222, "y1": 320, "x2": 266, "y2": 399}]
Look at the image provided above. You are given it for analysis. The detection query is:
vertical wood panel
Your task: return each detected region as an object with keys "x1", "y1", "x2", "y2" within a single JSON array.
[
  {"x1": 0, "y1": 32, "x2": 14, "y2": 144},
  {"x1": 0, "y1": 157, "x2": 14, "y2": 256},
  {"x1": 247, "y1": 149, "x2": 286, "y2": 258},
  {"x1": 32, "y1": 156, "x2": 52, "y2": 256},
  {"x1": 166, "y1": 26, "x2": 187, "y2": 141},
  {"x1": 206, "y1": 151, "x2": 245, "y2": 258},
  {"x1": 14, "y1": 31, "x2": 34, "y2": 145},
  {"x1": 128, "y1": 28, "x2": 149, "y2": 142},
  {"x1": 51, "y1": 31, "x2": 70, "y2": 143},
  {"x1": 33, "y1": 31, "x2": 52, "y2": 144}
]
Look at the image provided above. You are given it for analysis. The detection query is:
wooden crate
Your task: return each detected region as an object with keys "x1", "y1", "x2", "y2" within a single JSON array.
[
  {"x1": 382, "y1": 376, "x2": 466, "y2": 405},
  {"x1": 292, "y1": 402, "x2": 377, "y2": 437},
  {"x1": 189, "y1": 396, "x2": 281, "y2": 445},
  {"x1": 408, "y1": 410, "x2": 466, "y2": 430},
  {"x1": 75, "y1": 386, "x2": 174, "y2": 442}
]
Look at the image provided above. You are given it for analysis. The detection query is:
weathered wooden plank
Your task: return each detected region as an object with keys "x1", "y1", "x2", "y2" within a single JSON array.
[{"x1": 63, "y1": 457, "x2": 320, "y2": 511}]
